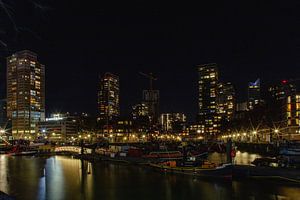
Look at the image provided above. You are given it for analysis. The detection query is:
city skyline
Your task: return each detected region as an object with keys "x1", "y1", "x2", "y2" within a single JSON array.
[
  {"x1": 0, "y1": 2, "x2": 300, "y2": 199},
  {"x1": 2, "y1": 49, "x2": 300, "y2": 122},
  {"x1": 0, "y1": 1, "x2": 299, "y2": 121}
]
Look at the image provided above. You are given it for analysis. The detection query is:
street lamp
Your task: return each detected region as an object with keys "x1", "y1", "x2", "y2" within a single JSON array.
[{"x1": 274, "y1": 129, "x2": 279, "y2": 134}]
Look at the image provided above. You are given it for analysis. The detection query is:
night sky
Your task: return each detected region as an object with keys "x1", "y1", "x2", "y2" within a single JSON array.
[{"x1": 1, "y1": 1, "x2": 300, "y2": 121}]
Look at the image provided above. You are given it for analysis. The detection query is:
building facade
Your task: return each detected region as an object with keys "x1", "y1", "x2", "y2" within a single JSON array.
[
  {"x1": 132, "y1": 103, "x2": 149, "y2": 120},
  {"x1": 269, "y1": 80, "x2": 297, "y2": 101},
  {"x1": 286, "y1": 94, "x2": 300, "y2": 127},
  {"x1": 98, "y1": 73, "x2": 120, "y2": 123},
  {"x1": 218, "y1": 82, "x2": 235, "y2": 121},
  {"x1": 7, "y1": 50, "x2": 45, "y2": 139},
  {"x1": 248, "y1": 79, "x2": 261, "y2": 110},
  {"x1": 36, "y1": 113, "x2": 79, "y2": 142},
  {"x1": 160, "y1": 113, "x2": 186, "y2": 133},
  {"x1": 0, "y1": 99, "x2": 7, "y2": 128},
  {"x1": 142, "y1": 90, "x2": 159, "y2": 124},
  {"x1": 268, "y1": 80, "x2": 297, "y2": 125},
  {"x1": 197, "y1": 63, "x2": 221, "y2": 136}
]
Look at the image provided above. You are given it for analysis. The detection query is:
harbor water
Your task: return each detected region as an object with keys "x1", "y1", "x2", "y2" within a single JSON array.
[{"x1": 0, "y1": 153, "x2": 299, "y2": 200}]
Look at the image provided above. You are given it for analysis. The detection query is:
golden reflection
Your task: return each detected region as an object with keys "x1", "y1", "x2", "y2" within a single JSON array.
[{"x1": 0, "y1": 155, "x2": 8, "y2": 194}]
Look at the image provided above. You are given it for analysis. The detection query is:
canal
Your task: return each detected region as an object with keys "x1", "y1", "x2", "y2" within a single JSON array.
[{"x1": 0, "y1": 153, "x2": 299, "y2": 200}]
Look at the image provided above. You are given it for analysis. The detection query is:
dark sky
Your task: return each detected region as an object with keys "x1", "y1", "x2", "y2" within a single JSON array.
[{"x1": 1, "y1": 1, "x2": 300, "y2": 121}]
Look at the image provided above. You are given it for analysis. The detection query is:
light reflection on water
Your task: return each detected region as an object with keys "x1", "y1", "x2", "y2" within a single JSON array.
[
  {"x1": 0, "y1": 155, "x2": 299, "y2": 200},
  {"x1": 208, "y1": 151, "x2": 261, "y2": 165}
]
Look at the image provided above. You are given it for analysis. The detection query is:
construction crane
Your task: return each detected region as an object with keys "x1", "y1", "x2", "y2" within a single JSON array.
[{"x1": 139, "y1": 72, "x2": 157, "y2": 91}]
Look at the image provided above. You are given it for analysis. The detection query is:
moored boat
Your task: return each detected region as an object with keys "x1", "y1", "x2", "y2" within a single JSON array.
[
  {"x1": 142, "y1": 151, "x2": 183, "y2": 159},
  {"x1": 233, "y1": 165, "x2": 300, "y2": 184},
  {"x1": 7, "y1": 145, "x2": 37, "y2": 156},
  {"x1": 8, "y1": 151, "x2": 37, "y2": 156},
  {"x1": 148, "y1": 160, "x2": 232, "y2": 179},
  {"x1": 279, "y1": 148, "x2": 300, "y2": 156}
]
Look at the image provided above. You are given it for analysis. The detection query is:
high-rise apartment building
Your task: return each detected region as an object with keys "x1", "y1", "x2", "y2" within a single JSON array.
[
  {"x1": 98, "y1": 73, "x2": 120, "y2": 122},
  {"x1": 197, "y1": 63, "x2": 220, "y2": 136},
  {"x1": 218, "y1": 82, "x2": 235, "y2": 121},
  {"x1": 7, "y1": 50, "x2": 45, "y2": 139},
  {"x1": 248, "y1": 79, "x2": 261, "y2": 110}
]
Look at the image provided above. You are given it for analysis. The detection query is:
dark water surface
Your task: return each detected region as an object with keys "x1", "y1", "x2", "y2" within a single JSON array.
[{"x1": 0, "y1": 155, "x2": 300, "y2": 200}]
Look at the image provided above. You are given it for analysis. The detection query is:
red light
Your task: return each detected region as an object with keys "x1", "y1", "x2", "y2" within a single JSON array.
[{"x1": 282, "y1": 80, "x2": 288, "y2": 84}]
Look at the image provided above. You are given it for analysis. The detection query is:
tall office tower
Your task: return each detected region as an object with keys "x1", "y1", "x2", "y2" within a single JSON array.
[
  {"x1": 7, "y1": 50, "x2": 45, "y2": 139},
  {"x1": 197, "y1": 63, "x2": 220, "y2": 137},
  {"x1": 98, "y1": 73, "x2": 120, "y2": 123},
  {"x1": 248, "y1": 79, "x2": 261, "y2": 110},
  {"x1": 218, "y1": 82, "x2": 235, "y2": 121}
]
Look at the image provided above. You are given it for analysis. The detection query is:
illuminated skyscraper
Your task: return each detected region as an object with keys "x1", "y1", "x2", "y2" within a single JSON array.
[
  {"x1": 218, "y1": 82, "x2": 235, "y2": 121},
  {"x1": 98, "y1": 73, "x2": 120, "y2": 122},
  {"x1": 197, "y1": 63, "x2": 220, "y2": 136},
  {"x1": 248, "y1": 79, "x2": 261, "y2": 110},
  {"x1": 7, "y1": 50, "x2": 45, "y2": 139}
]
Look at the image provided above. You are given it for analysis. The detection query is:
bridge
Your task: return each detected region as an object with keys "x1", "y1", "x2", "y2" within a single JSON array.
[{"x1": 53, "y1": 146, "x2": 92, "y2": 154}]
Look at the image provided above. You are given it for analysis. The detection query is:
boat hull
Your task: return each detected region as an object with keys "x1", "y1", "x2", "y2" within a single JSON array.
[
  {"x1": 149, "y1": 163, "x2": 232, "y2": 179},
  {"x1": 8, "y1": 151, "x2": 37, "y2": 156},
  {"x1": 233, "y1": 165, "x2": 300, "y2": 184}
]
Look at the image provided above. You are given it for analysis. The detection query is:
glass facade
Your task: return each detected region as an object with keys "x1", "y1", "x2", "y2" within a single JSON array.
[
  {"x1": 198, "y1": 63, "x2": 221, "y2": 136},
  {"x1": 7, "y1": 50, "x2": 45, "y2": 139},
  {"x1": 98, "y1": 73, "x2": 120, "y2": 122}
]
